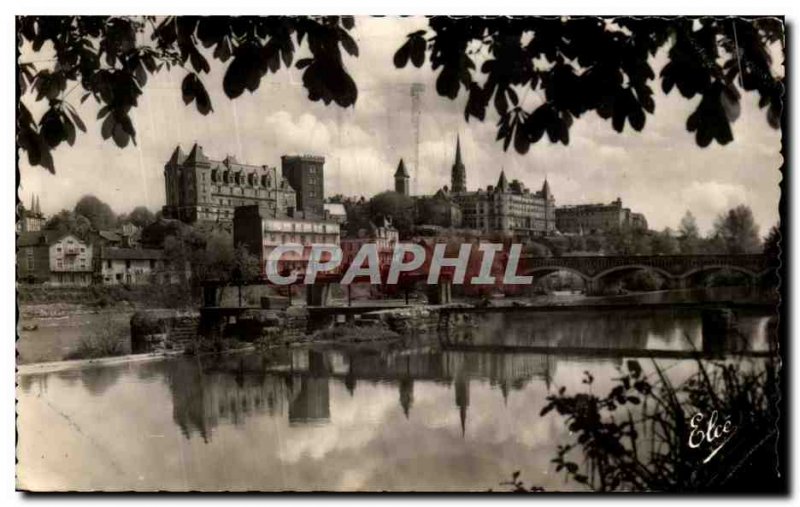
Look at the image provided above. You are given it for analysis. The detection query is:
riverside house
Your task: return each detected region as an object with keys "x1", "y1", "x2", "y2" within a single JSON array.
[{"x1": 17, "y1": 231, "x2": 94, "y2": 286}]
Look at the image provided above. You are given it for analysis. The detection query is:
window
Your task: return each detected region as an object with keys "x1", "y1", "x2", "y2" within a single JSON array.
[
  {"x1": 106, "y1": 260, "x2": 112, "y2": 269},
  {"x1": 125, "y1": 260, "x2": 131, "y2": 269},
  {"x1": 150, "y1": 260, "x2": 156, "y2": 269}
]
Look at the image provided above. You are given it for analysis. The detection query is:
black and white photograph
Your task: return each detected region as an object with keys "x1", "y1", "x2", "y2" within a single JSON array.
[{"x1": 12, "y1": 11, "x2": 789, "y2": 494}]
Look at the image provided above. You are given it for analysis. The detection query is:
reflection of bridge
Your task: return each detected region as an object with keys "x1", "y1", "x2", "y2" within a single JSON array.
[{"x1": 201, "y1": 253, "x2": 772, "y2": 306}]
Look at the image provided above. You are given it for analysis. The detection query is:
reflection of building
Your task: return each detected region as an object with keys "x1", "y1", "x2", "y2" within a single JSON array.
[
  {"x1": 288, "y1": 377, "x2": 331, "y2": 425},
  {"x1": 398, "y1": 378, "x2": 414, "y2": 418},
  {"x1": 162, "y1": 144, "x2": 297, "y2": 224},
  {"x1": 454, "y1": 376, "x2": 470, "y2": 437},
  {"x1": 167, "y1": 358, "x2": 299, "y2": 442},
  {"x1": 556, "y1": 198, "x2": 648, "y2": 234}
]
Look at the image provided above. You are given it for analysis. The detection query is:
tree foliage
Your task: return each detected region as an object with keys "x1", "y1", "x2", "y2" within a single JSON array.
[
  {"x1": 125, "y1": 205, "x2": 157, "y2": 228},
  {"x1": 74, "y1": 194, "x2": 117, "y2": 231},
  {"x1": 18, "y1": 16, "x2": 783, "y2": 173},
  {"x1": 678, "y1": 210, "x2": 701, "y2": 254},
  {"x1": 43, "y1": 209, "x2": 92, "y2": 238},
  {"x1": 394, "y1": 17, "x2": 783, "y2": 153},
  {"x1": 368, "y1": 191, "x2": 416, "y2": 238},
  {"x1": 17, "y1": 15, "x2": 358, "y2": 172},
  {"x1": 711, "y1": 204, "x2": 762, "y2": 254}
]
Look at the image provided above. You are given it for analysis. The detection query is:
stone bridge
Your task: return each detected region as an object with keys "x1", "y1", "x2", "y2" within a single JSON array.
[
  {"x1": 519, "y1": 253, "x2": 771, "y2": 293},
  {"x1": 201, "y1": 253, "x2": 772, "y2": 306}
]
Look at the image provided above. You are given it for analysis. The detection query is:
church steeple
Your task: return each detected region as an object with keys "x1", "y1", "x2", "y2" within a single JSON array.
[
  {"x1": 451, "y1": 135, "x2": 466, "y2": 193},
  {"x1": 394, "y1": 158, "x2": 410, "y2": 196},
  {"x1": 542, "y1": 177, "x2": 551, "y2": 199},
  {"x1": 496, "y1": 169, "x2": 509, "y2": 192}
]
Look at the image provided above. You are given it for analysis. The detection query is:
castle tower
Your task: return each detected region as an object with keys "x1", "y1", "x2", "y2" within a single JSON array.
[
  {"x1": 496, "y1": 169, "x2": 509, "y2": 193},
  {"x1": 451, "y1": 135, "x2": 466, "y2": 193},
  {"x1": 394, "y1": 159, "x2": 410, "y2": 196},
  {"x1": 281, "y1": 155, "x2": 325, "y2": 218}
]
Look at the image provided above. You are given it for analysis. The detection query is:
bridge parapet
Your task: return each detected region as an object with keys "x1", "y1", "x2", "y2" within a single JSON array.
[{"x1": 520, "y1": 254, "x2": 770, "y2": 280}]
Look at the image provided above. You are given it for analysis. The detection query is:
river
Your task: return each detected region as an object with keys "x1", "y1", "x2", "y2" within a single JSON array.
[{"x1": 16, "y1": 307, "x2": 775, "y2": 492}]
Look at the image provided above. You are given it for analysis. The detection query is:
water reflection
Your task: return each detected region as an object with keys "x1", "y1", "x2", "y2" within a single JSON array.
[{"x1": 16, "y1": 308, "x2": 776, "y2": 491}]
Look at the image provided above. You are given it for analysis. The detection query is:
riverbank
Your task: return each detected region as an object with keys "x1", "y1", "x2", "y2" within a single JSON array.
[{"x1": 17, "y1": 285, "x2": 776, "y2": 366}]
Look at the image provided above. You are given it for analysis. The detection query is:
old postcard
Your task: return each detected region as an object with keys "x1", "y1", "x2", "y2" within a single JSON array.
[{"x1": 15, "y1": 15, "x2": 785, "y2": 492}]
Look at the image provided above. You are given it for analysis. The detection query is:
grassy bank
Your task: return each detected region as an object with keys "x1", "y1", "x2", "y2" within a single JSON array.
[{"x1": 17, "y1": 283, "x2": 196, "y2": 311}]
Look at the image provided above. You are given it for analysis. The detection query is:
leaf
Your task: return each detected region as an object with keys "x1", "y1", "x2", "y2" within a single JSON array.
[
  {"x1": 223, "y1": 45, "x2": 261, "y2": 99},
  {"x1": 39, "y1": 108, "x2": 65, "y2": 148},
  {"x1": 64, "y1": 104, "x2": 87, "y2": 132},
  {"x1": 189, "y1": 46, "x2": 211, "y2": 74},
  {"x1": 62, "y1": 114, "x2": 76, "y2": 146},
  {"x1": 339, "y1": 30, "x2": 359, "y2": 57},
  {"x1": 182, "y1": 73, "x2": 213, "y2": 115},
  {"x1": 101, "y1": 113, "x2": 114, "y2": 140},
  {"x1": 410, "y1": 35, "x2": 426, "y2": 67},
  {"x1": 626, "y1": 359, "x2": 642, "y2": 378},
  {"x1": 393, "y1": 40, "x2": 411, "y2": 68}
]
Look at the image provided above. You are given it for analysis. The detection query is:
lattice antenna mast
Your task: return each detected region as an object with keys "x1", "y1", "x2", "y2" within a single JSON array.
[{"x1": 410, "y1": 83, "x2": 425, "y2": 196}]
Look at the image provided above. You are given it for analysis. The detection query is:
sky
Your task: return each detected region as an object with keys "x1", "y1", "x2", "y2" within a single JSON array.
[{"x1": 18, "y1": 16, "x2": 783, "y2": 235}]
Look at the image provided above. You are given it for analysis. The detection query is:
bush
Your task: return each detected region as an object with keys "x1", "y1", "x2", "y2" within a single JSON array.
[
  {"x1": 63, "y1": 318, "x2": 128, "y2": 360},
  {"x1": 622, "y1": 270, "x2": 662, "y2": 292}
]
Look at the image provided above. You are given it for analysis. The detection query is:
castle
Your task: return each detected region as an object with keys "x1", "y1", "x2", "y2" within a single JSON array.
[
  {"x1": 394, "y1": 136, "x2": 557, "y2": 237},
  {"x1": 162, "y1": 144, "x2": 325, "y2": 224}
]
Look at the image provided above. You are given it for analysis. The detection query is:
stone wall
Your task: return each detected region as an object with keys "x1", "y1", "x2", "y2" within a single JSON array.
[{"x1": 130, "y1": 309, "x2": 200, "y2": 353}]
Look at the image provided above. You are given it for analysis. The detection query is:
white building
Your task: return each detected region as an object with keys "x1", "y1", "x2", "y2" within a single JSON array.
[
  {"x1": 233, "y1": 205, "x2": 341, "y2": 276},
  {"x1": 99, "y1": 248, "x2": 165, "y2": 285},
  {"x1": 49, "y1": 234, "x2": 93, "y2": 286}
]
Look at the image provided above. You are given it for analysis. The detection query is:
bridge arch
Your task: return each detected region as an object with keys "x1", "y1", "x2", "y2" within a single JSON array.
[
  {"x1": 591, "y1": 264, "x2": 676, "y2": 283},
  {"x1": 520, "y1": 266, "x2": 591, "y2": 282},
  {"x1": 679, "y1": 265, "x2": 759, "y2": 280}
]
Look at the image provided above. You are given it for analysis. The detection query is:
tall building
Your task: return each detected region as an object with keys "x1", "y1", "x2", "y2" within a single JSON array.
[
  {"x1": 162, "y1": 144, "x2": 296, "y2": 224},
  {"x1": 17, "y1": 194, "x2": 45, "y2": 233},
  {"x1": 281, "y1": 155, "x2": 325, "y2": 218},
  {"x1": 555, "y1": 197, "x2": 648, "y2": 234},
  {"x1": 394, "y1": 159, "x2": 410, "y2": 196},
  {"x1": 447, "y1": 135, "x2": 555, "y2": 237},
  {"x1": 451, "y1": 135, "x2": 466, "y2": 193},
  {"x1": 233, "y1": 205, "x2": 341, "y2": 276}
]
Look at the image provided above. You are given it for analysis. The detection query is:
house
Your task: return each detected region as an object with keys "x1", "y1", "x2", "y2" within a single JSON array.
[
  {"x1": 17, "y1": 231, "x2": 56, "y2": 283},
  {"x1": 340, "y1": 215, "x2": 399, "y2": 270},
  {"x1": 17, "y1": 231, "x2": 93, "y2": 286},
  {"x1": 323, "y1": 203, "x2": 347, "y2": 224},
  {"x1": 93, "y1": 230, "x2": 123, "y2": 248},
  {"x1": 98, "y1": 247, "x2": 167, "y2": 285},
  {"x1": 49, "y1": 234, "x2": 94, "y2": 285}
]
